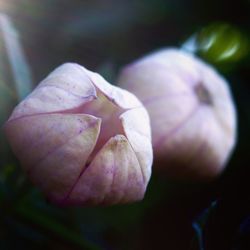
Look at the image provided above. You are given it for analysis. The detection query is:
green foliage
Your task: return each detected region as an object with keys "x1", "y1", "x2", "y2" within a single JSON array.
[{"x1": 196, "y1": 23, "x2": 250, "y2": 71}]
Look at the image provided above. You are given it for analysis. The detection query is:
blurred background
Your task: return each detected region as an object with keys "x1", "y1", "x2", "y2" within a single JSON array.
[{"x1": 0, "y1": 0, "x2": 250, "y2": 249}]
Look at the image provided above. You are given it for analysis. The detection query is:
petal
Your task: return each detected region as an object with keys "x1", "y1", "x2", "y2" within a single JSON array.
[
  {"x1": 159, "y1": 107, "x2": 230, "y2": 178},
  {"x1": 9, "y1": 63, "x2": 97, "y2": 120},
  {"x1": 196, "y1": 60, "x2": 237, "y2": 142},
  {"x1": 123, "y1": 48, "x2": 200, "y2": 88},
  {"x1": 83, "y1": 67, "x2": 143, "y2": 110},
  {"x1": 5, "y1": 113, "x2": 101, "y2": 201},
  {"x1": 120, "y1": 107, "x2": 153, "y2": 184},
  {"x1": 66, "y1": 135, "x2": 145, "y2": 206},
  {"x1": 118, "y1": 62, "x2": 193, "y2": 100}
]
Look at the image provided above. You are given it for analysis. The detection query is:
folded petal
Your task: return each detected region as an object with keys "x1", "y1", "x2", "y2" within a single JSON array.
[
  {"x1": 5, "y1": 113, "x2": 101, "y2": 201},
  {"x1": 66, "y1": 135, "x2": 145, "y2": 206},
  {"x1": 120, "y1": 108, "x2": 152, "y2": 184},
  {"x1": 9, "y1": 63, "x2": 97, "y2": 120},
  {"x1": 84, "y1": 67, "x2": 142, "y2": 110}
]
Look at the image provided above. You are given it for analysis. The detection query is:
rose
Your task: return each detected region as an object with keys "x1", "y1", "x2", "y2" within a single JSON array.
[
  {"x1": 117, "y1": 48, "x2": 237, "y2": 180},
  {"x1": 5, "y1": 63, "x2": 153, "y2": 205}
]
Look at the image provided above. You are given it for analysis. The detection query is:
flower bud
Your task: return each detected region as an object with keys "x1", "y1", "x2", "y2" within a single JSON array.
[
  {"x1": 4, "y1": 63, "x2": 153, "y2": 205},
  {"x1": 117, "y1": 48, "x2": 237, "y2": 180}
]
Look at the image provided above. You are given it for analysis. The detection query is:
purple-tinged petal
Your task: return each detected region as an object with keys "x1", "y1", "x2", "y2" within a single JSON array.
[
  {"x1": 120, "y1": 108, "x2": 152, "y2": 184},
  {"x1": 5, "y1": 114, "x2": 101, "y2": 201},
  {"x1": 65, "y1": 135, "x2": 145, "y2": 206},
  {"x1": 83, "y1": 67, "x2": 142, "y2": 110},
  {"x1": 8, "y1": 63, "x2": 97, "y2": 121}
]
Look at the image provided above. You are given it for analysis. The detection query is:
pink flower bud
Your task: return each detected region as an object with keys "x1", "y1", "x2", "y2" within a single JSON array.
[
  {"x1": 117, "y1": 48, "x2": 237, "y2": 180},
  {"x1": 5, "y1": 63, "x2": 153, "y2": 205}
]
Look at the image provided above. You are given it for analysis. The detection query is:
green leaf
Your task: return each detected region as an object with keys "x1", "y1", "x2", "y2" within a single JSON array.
[{"x1": 0, "y1": 13, "x2": 33, "y2": 101}]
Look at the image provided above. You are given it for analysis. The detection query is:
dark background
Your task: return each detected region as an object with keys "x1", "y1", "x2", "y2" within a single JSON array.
[{"x1": 0, "y1": 1, "x2": 250, "y2": 249}]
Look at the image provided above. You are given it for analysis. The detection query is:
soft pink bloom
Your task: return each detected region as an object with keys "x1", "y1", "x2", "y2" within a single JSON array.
[
  {"x1": 5, "y1": 63, "x2": 153, "y2": 205},
  {"x1": 117, "y1": 48, "x2": 237, "y2": 180}
]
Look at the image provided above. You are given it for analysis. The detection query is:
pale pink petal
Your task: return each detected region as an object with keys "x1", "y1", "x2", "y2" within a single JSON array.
[
  {"x1": 84, "y1": 67, "x2": 142, "y2": 109},
  {"x1": 66, "y1": 135, "x2": 145, "y2": 206},
  {"x1": 9, "y1": 63, "x2": 97, "y2": 121},
  {"x1": 5, "y1": 114, "x2": 101, "y2": 201},
  {"x1": 120, "y1": 108, "x2": 152, "y2": 184}
]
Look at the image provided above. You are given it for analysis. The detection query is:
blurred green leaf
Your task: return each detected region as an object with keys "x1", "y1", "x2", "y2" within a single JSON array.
[
  {"x1": 15, "y1": 202, "x2": 101, "y2": 250},
  {"x1": 0, "y1": 163, "x2": 15, "y2": 182},
  {"x1": 182, "y1": 22, "x2": 250, "y2": 72},
  {"x1": 196, "y1": 23, "x2": 250, "y2": 69},
  {"x1": 0, "y1": 13, "x2": 34, "y2": 166},
  {"x1": 191, "y1": 201, "x2": 217, "y2": 250},
  {"x1": 0, "y1": 13, "x2": 33, "y2": 101}
]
